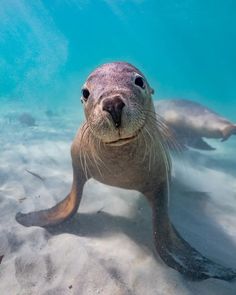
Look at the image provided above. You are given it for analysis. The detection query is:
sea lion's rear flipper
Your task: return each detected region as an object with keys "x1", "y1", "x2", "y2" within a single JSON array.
[
  {"x1": 145, "y1": 182, "x2": 236, "y2": 281},
  {"x1": 16, "y1": 179, "x2": 86, "y2": 227},
  {"x1": 222, "y1": 124, "x2": 236, "y2": 142},
  {"x1": 187, "y1": 137, "x2": 215, "y2": 151}
]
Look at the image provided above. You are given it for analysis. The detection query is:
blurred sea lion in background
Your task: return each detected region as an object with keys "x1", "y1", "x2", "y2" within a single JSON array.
[{"x1": 155, "y1": 99, "x2": 236, "y2": 150}]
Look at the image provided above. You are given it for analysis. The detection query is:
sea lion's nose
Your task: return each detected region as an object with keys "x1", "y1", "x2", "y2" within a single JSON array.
[{"x1": 102, "y1": 96, "x2": 125, "y2": 128}]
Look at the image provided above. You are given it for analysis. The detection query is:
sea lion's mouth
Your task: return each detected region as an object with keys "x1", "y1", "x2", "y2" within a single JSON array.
[{"x1": 104, "y1": 126, "x2": 143, "y2": 146}]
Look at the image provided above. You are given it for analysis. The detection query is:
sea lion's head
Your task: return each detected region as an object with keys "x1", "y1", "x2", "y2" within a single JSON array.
[{"x1": 81, "y1": 62, "x2": 154, "y2": 146}]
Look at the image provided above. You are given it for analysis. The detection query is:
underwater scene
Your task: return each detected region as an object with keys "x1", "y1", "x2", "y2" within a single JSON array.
[{"x1": 0, "y1": 1, "x2": 236, "y2": 294}]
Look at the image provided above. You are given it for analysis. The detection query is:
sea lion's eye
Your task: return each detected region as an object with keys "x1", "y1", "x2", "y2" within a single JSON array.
[
  {"x1": 82, "y1": 88, "x2": 90, "y2": 101},
  {"x1": 134, "y1": 76, "x2": 145, "y2": 89}
]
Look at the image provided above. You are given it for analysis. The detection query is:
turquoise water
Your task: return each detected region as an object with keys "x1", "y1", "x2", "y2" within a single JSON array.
[
  {"x1": 1, "y1": 2, "x2": 236, "y2": 294},
  {"x1": 1, "y1": 0, "x2": 235, "y2": 118}
]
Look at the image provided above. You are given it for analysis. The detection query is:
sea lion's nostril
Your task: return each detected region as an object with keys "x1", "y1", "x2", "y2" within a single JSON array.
[{"x1": 102, "y1": 97, "x2": 125, "y2": 128}]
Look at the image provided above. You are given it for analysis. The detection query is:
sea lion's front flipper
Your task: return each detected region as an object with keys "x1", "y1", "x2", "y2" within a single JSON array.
[
  {"x1": 187, "y1": 137, "x2": 215, "y2": 151},
  {"x1": 145, "y1": 182, "x2": 236, "y2": 281},
  {"x1": 16, "y1": 168, "x2": 86, "y2": 227}
]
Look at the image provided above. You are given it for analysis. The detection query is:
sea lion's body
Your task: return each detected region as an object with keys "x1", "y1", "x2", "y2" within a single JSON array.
[
  {"x1": 155, "y1": 99, "x2": 236, "y2": 150},
  {"x1": 16, "y1": 62, "x2": 236, "y2": 281}
]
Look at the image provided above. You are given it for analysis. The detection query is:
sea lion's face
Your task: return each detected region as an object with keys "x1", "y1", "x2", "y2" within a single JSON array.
[{"x1": 81, "y1": 62, "x2": 154, "y2": 146}]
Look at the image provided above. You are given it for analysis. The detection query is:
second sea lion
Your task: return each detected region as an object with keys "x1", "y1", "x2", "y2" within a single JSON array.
[{"x1": 155, "y1": 99, "x2": 236, "y2": 150}]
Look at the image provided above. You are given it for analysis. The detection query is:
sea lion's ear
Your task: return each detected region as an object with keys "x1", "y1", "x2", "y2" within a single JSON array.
[{"x1": 150, "y1": 88, "x2": 155, "y2": 95}]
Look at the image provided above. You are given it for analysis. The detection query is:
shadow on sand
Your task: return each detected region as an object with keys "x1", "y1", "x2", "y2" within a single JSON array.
[{"x1": 46, "y1": 178, "x2": 236, "y2": 271}]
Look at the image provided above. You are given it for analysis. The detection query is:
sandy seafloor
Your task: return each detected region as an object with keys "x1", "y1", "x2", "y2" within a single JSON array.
[{"x1": 0, "y1": 102, "x2": 236, "y2": 295}]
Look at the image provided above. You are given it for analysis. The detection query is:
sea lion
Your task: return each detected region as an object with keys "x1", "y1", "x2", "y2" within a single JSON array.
[
  {"x1": 155, "y1": 99, "x2": 236, "y2": 150},
  {"x1": 16, "y1": 62, "x2": 236, "y2": 281}
]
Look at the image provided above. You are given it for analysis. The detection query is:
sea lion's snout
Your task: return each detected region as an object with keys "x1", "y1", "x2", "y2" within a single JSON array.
[
  {"x1": 83, "y1": 62, "x2": 153, "y2": 145},
  {"x1": 102, "y1": 96, "x2": 125, "y2": 129}
]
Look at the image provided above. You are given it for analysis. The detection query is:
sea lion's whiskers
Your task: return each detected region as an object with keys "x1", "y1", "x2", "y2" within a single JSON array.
[
  {"x1": 133, "y1": 105, "x2": 152, "y2": 158},
  {"x1": 88, "y1": 127, "x2": 112, "y2": 173},
  {"x1": 85, "y1": 134, "x2": 94, "y2": 169},
  {"x1": 144, "y1": 126, "x2": 155, "y2": 171},
  {"x1": 146, "y1": 124, "x2": 157, "y2": 167},
  {"x1": 147, "y1": 124, "x2": 163, "y2": 170},
  {"x1": 80, "y1": 123, "x2": 94, "y2": 179},
  {"x1": 80, "y1": 142, "x2": 88, "y2": 179},
  {"x1": 155, "y1": 131, "x2": 172, "y2": 205},
  {"x1": 133, "y1": 103, "x2": 162, "y2": 128},
  {"x1": 145, "y1": 110, "x2": 168, "y2": 130},
  {"x1": 88, "y1": 134, "x2": 103, "y2": 177},
  {"x1": 144, "y1": 113, "x2": 172, "y2": 174},
  {"x1": 79, "y1": 127, "x2": 87, "y2": 177},
  {"x1": 91, "y1": 145, "x2": 103, "y2": 177},
  {"x1": 83, "y1": 127, "x2": 101, "y2": 177},
  {"x1": 79, "y1": 148, "x2": 86, "y2": 179},
  {"x1": 83, "y1": 150, "x2": 91, "y2": 180},
  {"x1": 80, "y1": 123, "x2": 90, "y2": 143},
  {"x1": 143, "y1": 126, "x2": 151, "y2": 170},
  {"x1": 142, "y1": 127, "x2": 152, "y2": 163},
  {"x1": 148, "y1": 115, "x2": 187, "y2": 171},
  {"x1": 146, "y1": 115, "x2": 170, "y2": 144},
  {"x1": 144, "y1": 109, "x2": 168, "y2": 132},
  {"x1": 97, "y1": 137, "x2": 105, "y2": 167},
  {"x1": 159, "y1": 139, "x2": 171, "y2": 175},
  {"x1": 149, "y1": 113, "x2": 172, "y2": 139},
  {"x1": 129, "y1": 104, "x2": 146, "y2": 127},
  {"x1": 145, "y1": 111, "x2": 183, "y2": 154},
  {"x1": 141, "y1": 129, "x2": 148, "y2": 162}
]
